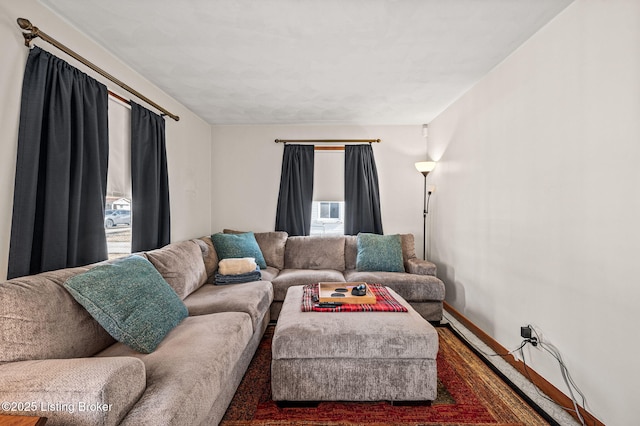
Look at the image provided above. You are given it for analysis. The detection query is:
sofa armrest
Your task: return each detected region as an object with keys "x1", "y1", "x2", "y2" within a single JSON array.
[
  {"x1": 0, "y1": 357, "x2": 145, "y2": 426},
  {"x1": 405, "y1": 258, "x2": 437, "y2": 276}
]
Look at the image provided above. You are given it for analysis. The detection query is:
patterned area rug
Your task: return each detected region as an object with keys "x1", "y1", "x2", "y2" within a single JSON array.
[{"x1": 221, "y1": 325, "x2": 549, "y2": 425}]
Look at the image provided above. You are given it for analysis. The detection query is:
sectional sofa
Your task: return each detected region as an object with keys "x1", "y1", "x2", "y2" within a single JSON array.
[
  {"x1": 0, "y1": 231, "x2": 445, "y2": 425},
  {"x1": 235, "y1": 230, "x2": 445, "y2": 321}
]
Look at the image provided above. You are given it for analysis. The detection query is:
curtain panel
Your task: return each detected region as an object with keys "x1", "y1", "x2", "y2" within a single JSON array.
[
  {"x1": 344, "y1": 144, "x2": 383, "y2": 235},
  {"x1": 130, "y1": 101, "x2": 171, "y2": 252},
  {"x1": 8, "y1": 47, "x2": 109, "y2": 279},
  {"x1": 275, "y1": 144, "x2": 314, "y2": 236}
]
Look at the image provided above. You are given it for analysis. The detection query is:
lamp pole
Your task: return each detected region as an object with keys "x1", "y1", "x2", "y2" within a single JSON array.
[
  {"x1": 422, "y1": 173, "x2": 427, "y2": 260},
  {"x1": 415, "y1": 161, "x2": 435, "y2": 260}
]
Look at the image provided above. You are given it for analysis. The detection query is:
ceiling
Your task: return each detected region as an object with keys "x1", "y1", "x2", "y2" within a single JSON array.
[{"x1": 40, "y1": 0, "x2": 573, "y2": 125}]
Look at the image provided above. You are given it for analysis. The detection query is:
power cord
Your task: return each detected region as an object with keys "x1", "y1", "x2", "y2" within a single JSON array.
[
  {"x1": 519, "y1": 326, "x2": 593, "y2": 426},
  {"x1": 443, "y1": 316, "x2": 527, "y2": 359},
  {"x1": 444, "y1": 316, "x2": 593, "y2": 425}
]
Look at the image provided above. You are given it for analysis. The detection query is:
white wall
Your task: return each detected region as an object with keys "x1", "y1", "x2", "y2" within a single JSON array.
[
  {"x1": 427, "y1": 1, "x2": 639, "y2": 424},
  {"x1": 211, "y1": 125, "x2": 428, "y2": 247},
  {"x1": 0, "y1": 0, "x2": 212, "y2": 280}
]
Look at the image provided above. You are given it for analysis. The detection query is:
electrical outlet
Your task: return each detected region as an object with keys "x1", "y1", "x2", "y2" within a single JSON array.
[{"x1": 520, "y1": 325, "x2": 538, "y2": 347}]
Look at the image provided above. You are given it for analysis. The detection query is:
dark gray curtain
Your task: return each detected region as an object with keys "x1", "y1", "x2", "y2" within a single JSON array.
[
  {"x1": 275, "y1": 144, "x2": 314, "y2": 236},
  {"x1": 344, "y1": 144, "x2": 383, "y2": 235},
  {"x1": 8, "y1": 47, "x2": 109, "y2": 279},
  {"x1": 130, "y1": 101, "x2": 170, "y2": 252}
]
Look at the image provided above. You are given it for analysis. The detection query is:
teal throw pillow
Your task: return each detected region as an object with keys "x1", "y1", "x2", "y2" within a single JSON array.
[
  {"x1": 64, "y1": 255, "x2": 188, "y2": 353},
  {"x1": 356, "y1": 233, "x2": 405, "y2": 272},
  {"x1": 212, "y1": 231, "x2": 267, "y2": 269}
]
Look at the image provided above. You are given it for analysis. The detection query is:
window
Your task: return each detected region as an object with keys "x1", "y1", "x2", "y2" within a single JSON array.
[
  {"x1": 311, "y1": 201, "x2": 345, "y2": 235},
  {"x1": 319, "y1": 202, "x2": 340, "y2": 219},
  {"x1": 105, "y1": 97, "x2": 132, "y2": 259}
]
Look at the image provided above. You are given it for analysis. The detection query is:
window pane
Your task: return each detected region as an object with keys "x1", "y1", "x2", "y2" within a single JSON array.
[
  {"x1": 320, "y1": 202, "x2": 330, "y2": 218},
  {"x1": 330, "y1": 202, "x2": 339, "y2": 218}
]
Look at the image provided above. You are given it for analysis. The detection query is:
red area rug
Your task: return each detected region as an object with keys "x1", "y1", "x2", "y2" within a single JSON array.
[{"x1": 221, "y1": 326, "x2": 549, "y2": 425}]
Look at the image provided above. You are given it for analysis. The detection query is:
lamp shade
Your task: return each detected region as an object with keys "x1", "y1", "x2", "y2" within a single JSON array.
[{"x1": 415, "y1": 161, "x2": 436, "y2": 176}]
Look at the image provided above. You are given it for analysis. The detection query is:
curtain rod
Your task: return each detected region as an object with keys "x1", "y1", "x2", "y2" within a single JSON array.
[
  {"x1": 275, "y1": 139, "x2": 381, "y2": 144},
  {"x1": 17, "y1": 17, "x2": 180, "y2": 122}
]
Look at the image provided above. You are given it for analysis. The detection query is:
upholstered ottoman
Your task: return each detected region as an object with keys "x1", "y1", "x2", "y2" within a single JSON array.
[{"x1": 271, "y1": 285, "x2": 438, "y2": 402}]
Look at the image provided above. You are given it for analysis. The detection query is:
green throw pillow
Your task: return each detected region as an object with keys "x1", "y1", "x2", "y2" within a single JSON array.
[
  {"x1": 356, "y1": 233, "x2": 405, "y2": 272},
  {"x1": 64, "y1": 255, "x2": 188, "y2": 353},
  {"x1": 212, "y1": 231, "x2": 267, "y2": 269}
]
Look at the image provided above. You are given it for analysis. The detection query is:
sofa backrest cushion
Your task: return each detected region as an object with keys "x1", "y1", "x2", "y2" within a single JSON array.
[
  {"x1": 194, "y1": 236, "x2": 219, "y2": 283},
  {"x1": 223, "y1": 229, "x2": 288, "y2": 270},
  {"x1": 284, "y1": 236, "x2": 346, "y2": 270},
  {"x1": 345, "y1": 233, "x2": 417, "y2": 270},
  {"x1": 254, "y1": 231, "x2": 288, "y2": 270},
  {"x1": 345, "y1": 236, "x2": 358, "y2": 270},
  {"x1": 1, "y1": 266, "x2": 116, "y2": 363},
  {"x1": 146, "y1": 240, "x2": 208, "y2": 299}
]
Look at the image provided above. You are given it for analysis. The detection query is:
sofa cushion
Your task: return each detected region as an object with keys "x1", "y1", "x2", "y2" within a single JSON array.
[
  {"x1": 255, "y1": 231, "x2": 288, "y2": 270},
  {"x1": 64, "y1": 256, "x2": 188, "y2": 354},
  {"x1": 146, "y1": 240, "x2": 208, "y2": 299},
  {"x1": 356, "y1": 233, "x2": 405, "y2": 272},
  {"x1": 0, "y1": 357, "x2": 145, "y2": 425},
  {"x1": 272, "y1": 269, "x2": 346, "y2": 300},
  {"x1": 1, "y1": 266, "x2": 116, "y2": 362},
  {"x1": 96, "y1": 313, "x2": 253, "y2": 426},
  {"x1": 183, "y1": 281, "x2": 273, "y2": 331},
  {"x1": 343, "y1": 270, "x2": 445, "y2": 301},
  {"x1": 224, "y1": 229, "x2": 288, "y2": 270},
  {"x1": 212, "y1": 232, "x2": 267, "y2": 269},
  {"x1": 284, "y1": 236, "x2": 346, "y2": 270},
  {"x1": 345, "y1": 235, "x2": 358, "y2": 270},
  {"x1": 194, "y1": 236, "x2": 219, "y2": 283},
  {"x1": 260, "y1": 266, "x2": 280, "y2": 282}
]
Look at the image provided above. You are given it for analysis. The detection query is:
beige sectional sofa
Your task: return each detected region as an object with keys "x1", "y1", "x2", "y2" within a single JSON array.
[
  {"x1": 244, "y1": 231, "x2": 445, "y2": 321},
  {"x1": 0, "y1": 231, "x2": 444, "y2": 425},
  {"x1": 0, "y1": 238, "x2": 272, "y2": 426}
]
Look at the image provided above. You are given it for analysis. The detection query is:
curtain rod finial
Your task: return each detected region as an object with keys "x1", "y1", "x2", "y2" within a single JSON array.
[
  {"x1": 17, "y1": 18, "x2": 39, "y2": 47},
  {"x1": 17, "y1": 18, "x2": 32, "y2": 30}
]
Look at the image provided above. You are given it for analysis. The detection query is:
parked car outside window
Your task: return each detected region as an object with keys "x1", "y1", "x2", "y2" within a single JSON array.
[{"x1": 104, "y1": 209, "x2": 131, "y2": 228}]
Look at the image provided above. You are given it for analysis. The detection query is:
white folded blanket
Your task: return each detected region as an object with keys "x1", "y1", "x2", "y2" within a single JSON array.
[{"x1": 218, "y1": 257, "x2": 258, "y2": 275}]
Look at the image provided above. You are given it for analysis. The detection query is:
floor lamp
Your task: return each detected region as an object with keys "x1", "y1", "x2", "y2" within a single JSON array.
[{"x1": 415, "y1": 161, "x2": 435, "y2": 260}]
